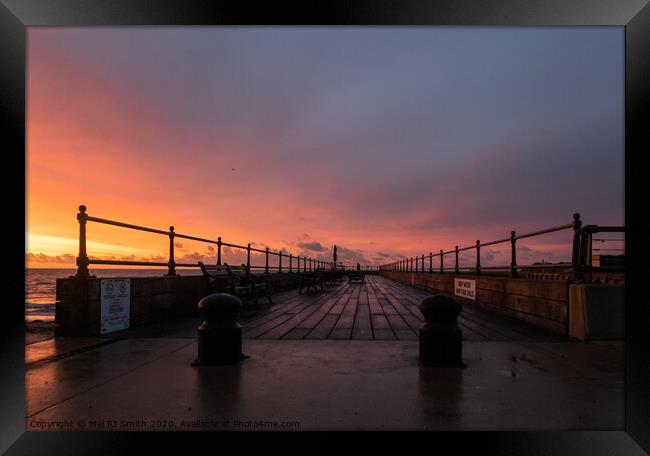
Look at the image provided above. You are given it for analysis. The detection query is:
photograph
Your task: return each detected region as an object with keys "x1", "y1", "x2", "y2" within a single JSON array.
[
  {"x1": 1, "y1": 0, "x2": 648, "y2": 453},
  {"x1": 24, "y1": 25, "x2": 626, "y2": 431}
]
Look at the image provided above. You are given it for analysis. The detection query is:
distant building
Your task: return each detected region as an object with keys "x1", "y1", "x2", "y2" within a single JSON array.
[{"x1": 592, "y1": 254, "x2": 624, "y2": 268}]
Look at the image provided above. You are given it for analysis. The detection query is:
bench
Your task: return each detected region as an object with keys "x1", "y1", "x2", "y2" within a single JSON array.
[
  {"x1": 348, "y1": 271, "x2": 365, "y2": 283},
  {"x1": 299, "y1": 269, "x2": 324, "y2": 294},
  {"x1": 238, "y1": 264, "x2": 273, "y2": 306},
  {"x1": 198, "y1": 262, "x2": 273, "y2": 308}
]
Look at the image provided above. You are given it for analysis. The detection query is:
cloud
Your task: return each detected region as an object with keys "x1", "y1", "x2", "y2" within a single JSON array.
[
  {"x1": 26, "y1": 252, "x2": 76, "y2": 264},
  {"x1": 297, "y1": 241, "x2": 325, "y2": 252}
]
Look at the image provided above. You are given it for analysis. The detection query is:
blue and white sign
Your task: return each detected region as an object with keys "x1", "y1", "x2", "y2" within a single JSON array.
[{"x1": 101, "y1": 279, "x2": 131, "y2": 334}]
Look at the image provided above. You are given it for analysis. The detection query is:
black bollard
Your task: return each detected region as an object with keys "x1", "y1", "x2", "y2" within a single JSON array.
[
  {"x1": 194, "y1": 293, "x2": 244, "y2": 366},
  {"x1": 419, "y1": 294, "x2": 465, "y2": 367}
]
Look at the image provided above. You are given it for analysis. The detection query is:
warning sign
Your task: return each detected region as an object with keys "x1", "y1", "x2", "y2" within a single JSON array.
[
  {"x1": 454, "y1": 278, "x2": 476, "y2": 300},
  {"x1": 100, "y1": 279, "x2": 131, "y2": 334}
]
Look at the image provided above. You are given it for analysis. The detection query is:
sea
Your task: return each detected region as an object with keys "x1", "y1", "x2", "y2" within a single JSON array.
[{"x1": 25, "y1": 268, "x2": 202, "y2": 322}]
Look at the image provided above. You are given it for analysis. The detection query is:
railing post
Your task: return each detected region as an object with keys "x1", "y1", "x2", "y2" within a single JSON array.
[
  {"x1": 510, "y1": 231, "x2": 518, "y2": 278},
  {"x1": 74, "y1": 205, "x2": 92, "y2": 278},
  {"x1": 440, "y1": 250, "x2": 444, "y2": 274},
  {"x1": 421, "y1": 254, "x2": 425, "y2": 272},
  {"x1": 571, "y1": 213, "x2": 582, "y2": 281},
  {"x1": 410, "y1": 257, "x2": 413, "y2": 272},
  {"x1": 476, "y1": 240, "x2": 481, "y2": 275},
  {"x1": 289, "y1": 253, "x2": 293, "y2": 272},
  {"x1": 415, "y1": 256, "x2": 418, "y2": 272},
  {"x1": 454, "y1": 246, "x2": 459, "y2": 274},
  {"x1": 217, "y1": 237, "x2": 222, "y2": 265},
  {"x1": 165, "y1": 226, "x2": 178, "y2": 276},
  {"x1": 278, "y1": 251, "x2": 282, "y2": 273},
  {"x1": 573, "y1": 213, "x2": 582, "y2": 232},
  {"x1": 247, "y1": 243, "x2": 251, "y2": 268},
  {"x1": 429, "y1": 252, "x2": 432, "y2": 273},
  {"x1": 265, "y1": 247, "x2": 269, "y2": 273},
  {"x1": 582, "y1": 230, "x2": 593, "y2": 284}
]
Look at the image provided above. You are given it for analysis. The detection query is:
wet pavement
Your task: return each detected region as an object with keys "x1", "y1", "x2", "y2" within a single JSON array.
[{"x1": 25, "y1": 338, "x2": 624, "y2": 431}]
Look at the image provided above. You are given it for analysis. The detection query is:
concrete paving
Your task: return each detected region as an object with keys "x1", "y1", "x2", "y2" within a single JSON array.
[{"x1": 26, "y1": 338, "x2": 623, "y2": 431}]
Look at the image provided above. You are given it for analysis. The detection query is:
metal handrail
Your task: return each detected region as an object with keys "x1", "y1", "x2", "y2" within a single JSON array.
[
  {"x1": 73, "y1": 205, "x2": 346, "y2": 277},
  {"x1": 379, "y1": 213, "x2": 625, "y2": 281}
]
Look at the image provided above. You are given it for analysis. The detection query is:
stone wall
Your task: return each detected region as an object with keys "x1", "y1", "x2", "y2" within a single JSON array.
[
  {"x1": 55, "y1": 272, "x2": 302, "y2": 336},
  {"x1": 380, "y1": 271, "x2": 569, "y2": 334}
]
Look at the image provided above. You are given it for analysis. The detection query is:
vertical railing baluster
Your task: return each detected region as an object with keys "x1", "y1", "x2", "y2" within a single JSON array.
[
  {"x1": 571, "y1": 213, "x2": 582, "y2": 281},
  {"x1": 510, "y1": 231, "x2": 517, "y2": 278},
  {"x1": 217, "y1": 237, "x2": 222, "y2": 265},
  {"x1": 415, "y1": 256, "x2": 418, "y2": 272},
  {"x1": 278, "y1": 251, "x2": 282, "y2": 273},
  {"x1": 421, "y1": 254, "x2": 424, "y2": 272},
  {"x1": 289, "y1": 253, "x2": 293, "y2": 272},
  {"x1": 74, "y1": 205, "x2": 92, "y2": 278},
  {"x1": 429, "y1": 252, "x2": 432, "y2": 273},
  {"x1": 440, "y1": 250, "x2": 444, "y2": 274},
  {"x1": 476, "y1": 240, "x2": 481, "y2": 275},
  {"x1": 247, "y1": 243, "x2": 251, "y2": 268},
  {"x1": 165, "y1": 226, "x2": 177, "y2": 276},
  {"x1": 454, "y1": 246, "x2": 459, "y2": 274},
  {"x1": 265, "y1": 247, "x2": 269, "y2": 273}
]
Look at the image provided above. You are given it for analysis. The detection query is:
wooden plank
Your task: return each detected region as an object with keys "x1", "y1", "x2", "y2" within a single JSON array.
[
  {"x1": 243, "y1": 313, "x2": 295, "y2": 338},
  {"x1": 386, "y1": 314, "x2": 411, "y2": 331},
  {"x1": 457, "y1": 323, "x2": 490, "y2": 341},
  {"x1": 366, "y1": 279, "x2": 385, "y2": 315},
  {"x1": 371, "y1": 315, "x2": 395, "y2": 340},
  {"x1": 395, "y1": 329, "x2": 418, "y2": 341},
  {"x1": 457, "y1": 315, "x2": 510, "y2": 341},
  {"x1": 281, "y1": 327, "x2": 312, "y2": 340},
  {"x1": 294, "y1": 287, "x2": 349, "y2": 330},
  {"x1": 351, "y1": 304, "x2": 372, "y2": 340},
  {"x1": 305, "y1": 314, "x2": 341, "y2": 339},
  {"x1": 329, "y1": 283, "x2": 352, "y2": 314},
  {"x1": 329, "y1": 327, "x2": 352, "y2": 340},
  {"x1": 334, "y1": 284, "x2": 361, "y2": 329},
  {"x1": 264, "y1": 286, "x2": 350, "y2": 339}
]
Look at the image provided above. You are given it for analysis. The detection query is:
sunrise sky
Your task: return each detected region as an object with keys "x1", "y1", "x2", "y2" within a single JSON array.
[{"x1": 26, "y1": 27, "x2": 624, "y2": 269}]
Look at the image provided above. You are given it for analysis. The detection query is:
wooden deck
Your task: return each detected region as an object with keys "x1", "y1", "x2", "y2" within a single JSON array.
[{"x1": 242, "y1": 275, "x2": 568, "y2": 342}]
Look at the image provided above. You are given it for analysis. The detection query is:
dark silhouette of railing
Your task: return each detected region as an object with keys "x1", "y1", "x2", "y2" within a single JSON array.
[
  {"x1": 379, "y1": 213, "x2": 625, "y2": 282},
  {"x1": 72, "y1": 205, "x2": 345, "y2": 278},
  {"x1": 572, "y1": 224, "x2": 625, "y2": 282}
]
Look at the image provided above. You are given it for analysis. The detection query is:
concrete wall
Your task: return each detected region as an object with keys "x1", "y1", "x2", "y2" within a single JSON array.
[
  {"x1": 380, "y1": 271, "x2": 569, "y2": 334},
  {"x1": 568, "y1": 284, "x2": 625, "y2": 341},
  {"x1": 55, "y1": 272, "x2": 302, "y2": 337}
]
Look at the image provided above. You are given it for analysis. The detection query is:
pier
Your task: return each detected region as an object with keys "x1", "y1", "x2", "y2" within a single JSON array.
[{"x1": 25, "y1": 206, "x2": 626, "y2": 430}]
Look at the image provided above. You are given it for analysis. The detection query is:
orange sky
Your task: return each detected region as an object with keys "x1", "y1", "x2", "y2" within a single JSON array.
[{"x1": 26, "y1": 28, "x2": 624, "y2": 269}]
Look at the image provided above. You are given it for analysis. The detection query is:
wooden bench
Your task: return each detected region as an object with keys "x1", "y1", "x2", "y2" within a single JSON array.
[
  {"x1": 299, "y1": 269, "x2": 324, "y2": 294},
  {"x1": 198, "y1": 262, "x2": 273, "y2": 308},
  {"x1": 348, "y1": 271, "x2": 365, "y2": 283},
  {"x1": 238, "y1": 264, "x2": 273, "y2": 306}
]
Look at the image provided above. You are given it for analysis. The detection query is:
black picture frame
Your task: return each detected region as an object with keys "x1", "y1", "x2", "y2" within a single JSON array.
[{"x1": 2, "y1": 0, "x2": 648, "y2": 453}]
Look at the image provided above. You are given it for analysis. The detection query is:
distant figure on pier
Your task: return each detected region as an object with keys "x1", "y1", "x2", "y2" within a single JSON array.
[{"x1": 357, "y1": 262, "x2": 361, "y2": 271}]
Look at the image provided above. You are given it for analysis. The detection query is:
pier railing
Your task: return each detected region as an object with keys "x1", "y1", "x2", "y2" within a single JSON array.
[
  {"x1": 73, "y1": 205, "x2": 345, "y2": 278},
  {"x1": 379, "y1": 213, "x2": 625, "y2": 283}
]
